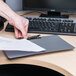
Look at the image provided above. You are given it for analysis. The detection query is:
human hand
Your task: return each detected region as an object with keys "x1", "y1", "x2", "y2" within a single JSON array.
[
  {"x1": 0, "y1": 0, "x2": 29, "y2": 38},
  {"x1": 8, "y1": 15, "x2": 29, "y2": 39}
]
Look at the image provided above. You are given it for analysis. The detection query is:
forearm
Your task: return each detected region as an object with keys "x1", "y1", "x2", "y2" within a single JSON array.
[{"x1": 0, "y1": 0, "x2": 18, "y2": 21}]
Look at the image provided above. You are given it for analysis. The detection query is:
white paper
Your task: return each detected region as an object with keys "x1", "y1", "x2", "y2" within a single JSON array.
[{"x1": 0, "y1": 37, "x2": 45, "y2": 52}]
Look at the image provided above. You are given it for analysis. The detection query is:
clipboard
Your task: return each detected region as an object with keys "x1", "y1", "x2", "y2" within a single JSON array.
[{"x1": 4, "y1": 35, "x2": 74, "y2": 59}]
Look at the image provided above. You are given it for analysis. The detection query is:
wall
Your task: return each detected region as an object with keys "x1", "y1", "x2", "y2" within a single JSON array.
[{"x1": 6, "y1": 0, "x2": 22, "y2": 11}]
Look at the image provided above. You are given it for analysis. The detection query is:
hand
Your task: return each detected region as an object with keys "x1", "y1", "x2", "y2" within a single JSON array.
[
  {"x1": 0, "y1": 0, "x2": 29, "y2": 38},
  {"x1": 8, "y1": 15, "x2": 29, "y2": 39}
]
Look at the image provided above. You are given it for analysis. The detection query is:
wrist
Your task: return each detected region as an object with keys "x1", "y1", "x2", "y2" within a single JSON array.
[
  {"x1": 7, "y1": 12, "x2": 19, "y2": 21},
  {"x1": 8, "y1": 13, "x2": 20, "y2": 25}
]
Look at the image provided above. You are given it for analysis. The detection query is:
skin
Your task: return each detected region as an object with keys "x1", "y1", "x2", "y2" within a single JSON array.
[{"x1": 0, "y1": 0, "x2": 29, "y2": 39}]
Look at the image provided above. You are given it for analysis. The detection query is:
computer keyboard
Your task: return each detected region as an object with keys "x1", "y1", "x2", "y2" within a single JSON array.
[
  {"x1": 0, "y1": 16, "x2": 6, "y2": 31},
  {"x1": 5, "y1": 16, "x2": 76, "y2": 35},
  {"x1": 0, "y1": 16, "x2": 7, "y2": 22}
]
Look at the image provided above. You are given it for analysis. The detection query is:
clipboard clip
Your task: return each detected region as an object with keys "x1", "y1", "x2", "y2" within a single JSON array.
[
  {"x1": 18, "y1": 35, "x2": 41, "y2": 40},
  {"x1": 27, "y1": 35, "x2": 41, "y2": 40}
]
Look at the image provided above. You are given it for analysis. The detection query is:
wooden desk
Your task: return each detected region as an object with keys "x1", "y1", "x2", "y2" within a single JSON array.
[{"x1": 0, "y1": 11, "x2": 76, "y2": 76}]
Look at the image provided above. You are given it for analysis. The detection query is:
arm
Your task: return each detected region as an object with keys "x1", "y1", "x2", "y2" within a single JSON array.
[{"x1": 0, "y1": 0, "x2": 29, "y2": 38}]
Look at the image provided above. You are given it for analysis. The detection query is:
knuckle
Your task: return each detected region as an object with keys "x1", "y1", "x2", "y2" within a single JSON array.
[
  {"x1": 25, "y1": 20, "x2": 29, "y2": 26},
  {"x1": 26, "y1": 19, "x2": 29, "y2": 23}
]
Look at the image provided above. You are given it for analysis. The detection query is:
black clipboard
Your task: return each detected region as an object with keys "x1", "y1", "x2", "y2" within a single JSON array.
[{"x1": 4, "y1": 35, "x2": 74, "y2": 59}]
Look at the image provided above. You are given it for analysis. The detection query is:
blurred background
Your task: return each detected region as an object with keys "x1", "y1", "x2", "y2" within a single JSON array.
[{"x1": 6, "y1": 0, "x2": 22, "y2": 11}]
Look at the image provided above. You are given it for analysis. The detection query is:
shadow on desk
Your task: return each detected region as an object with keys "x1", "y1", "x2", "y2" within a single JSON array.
[{"x1": 0, "y1": 64, "x2": 64, "y2": 76}]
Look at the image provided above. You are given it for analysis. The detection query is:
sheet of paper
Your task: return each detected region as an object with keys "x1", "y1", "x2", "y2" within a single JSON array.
[{"x1": 0, "y1": 37, "x2": 45, "y2": 52}]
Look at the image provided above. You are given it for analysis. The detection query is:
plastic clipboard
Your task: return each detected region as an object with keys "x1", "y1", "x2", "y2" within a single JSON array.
[{"x1": 4, "y1": 35, "x2": 74, "y2": 59}]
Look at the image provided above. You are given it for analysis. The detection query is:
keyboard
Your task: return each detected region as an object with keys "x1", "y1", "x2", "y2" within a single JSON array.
[
  {"x1": 0, "y1": 16, "x2": 6, "y2": 31},
  {"x1": 0, "y1": 16, "x2": 7, "y2": 22},
  {"x1": 5, "y1": 16, "x2": 76, "y2": 35}
]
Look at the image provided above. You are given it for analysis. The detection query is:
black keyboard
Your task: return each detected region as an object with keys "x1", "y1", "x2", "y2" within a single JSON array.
[
  {"x1": 0, "y1": 16, "x2": 6, "y2": 31},
  {"x1": 5, "y1": 16, "x2": 76, "y2": 35}
]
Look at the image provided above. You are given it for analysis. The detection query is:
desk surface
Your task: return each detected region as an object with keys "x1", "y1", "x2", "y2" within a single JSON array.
[{"x1": 0, "y1": 11, "x2": 76, "y2": 76}]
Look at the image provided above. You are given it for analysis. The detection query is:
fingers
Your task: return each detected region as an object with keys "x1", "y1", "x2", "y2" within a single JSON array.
[
  {"x1": 14, "y1": 27, "x2": 23, "y2": 38},
  {"x1": 20, "y1": 19, "x2": 29, "y2": 39},
  {"x1": 20, "y1": 26, "x2": 27, "y2": 38},
  {"x1": 25, "y1": 24, "x2": 29, "y2": 38},
  {"x1": 14, "y1": 27, "x2": 18, "y2": 38},
  {"x1": 18, "y1": 31, "x2": 23, "y2": 38},
  {"x1": 14, "y1": 26, "x2": 27, "y2": 39},
  {"x1": 14, "y1": 18, "x2": 29, "y2": 39},
  {"x1": 25, "y1": 19, "x2": 29, "y2": 38}
]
